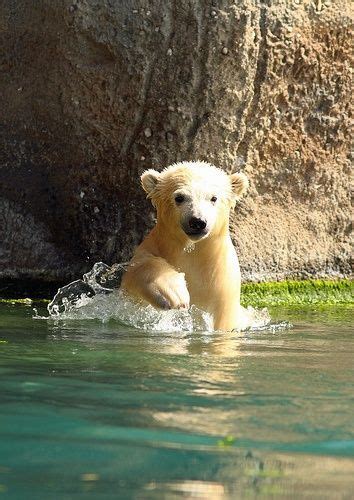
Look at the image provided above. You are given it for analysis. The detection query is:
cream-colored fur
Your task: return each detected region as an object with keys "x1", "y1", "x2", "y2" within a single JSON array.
[{"x1": 121, "y1": 161, "x2": 248, "y2": 331}]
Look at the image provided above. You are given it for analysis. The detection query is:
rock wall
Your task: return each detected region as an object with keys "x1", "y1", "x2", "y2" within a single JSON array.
[{"x1": 0, "y1": 0, "x2": 352, "y2": 284}]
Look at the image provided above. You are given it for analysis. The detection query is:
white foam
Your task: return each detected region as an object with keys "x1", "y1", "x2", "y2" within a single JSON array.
[
  {"x1": 47, "y1": 290, "x2": 214, "y2": 333},
  {"x1": 40, "y1": 262, "x2": 277, "y2": 333}
]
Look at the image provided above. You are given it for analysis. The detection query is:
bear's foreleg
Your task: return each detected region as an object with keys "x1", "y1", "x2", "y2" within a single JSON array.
[
  {"x1": 213, "y1": 308, "x2": 241, "y2": 331},
  {"x1": 209, "y1": 288, "x2": 242, "y2": 331},
  {"x1": 121, "y1": 253, "x2": 190, "y2": 310}
]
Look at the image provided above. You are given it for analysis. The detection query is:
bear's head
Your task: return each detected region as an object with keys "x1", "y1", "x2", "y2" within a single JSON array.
[{"x1": 141, "y1": 161, "x2": 248, "y2": 242}]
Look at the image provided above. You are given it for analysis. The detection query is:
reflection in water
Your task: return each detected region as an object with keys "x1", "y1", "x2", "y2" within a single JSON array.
[
  {"x1": 0, "y1": 303, "x2": 353, "y2": 498},
  {"x1": 144, "y1": 480, "x2": 225, "y2": 498},
  {"x1": 141, "y1": 453, "x2": 354, "y2": 499}
]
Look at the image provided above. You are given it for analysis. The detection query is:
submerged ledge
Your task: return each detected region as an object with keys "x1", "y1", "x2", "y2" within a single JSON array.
[{"x1": 0, "y1": 279, "x2": 352, "y2": 307}]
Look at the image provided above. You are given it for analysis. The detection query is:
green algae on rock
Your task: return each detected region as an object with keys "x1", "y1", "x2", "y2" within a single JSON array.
[
  {"x1": 0, "y1": 279, "x2": 352, "y2": 308},
  {"x1": 241, "y1": 279, "x2": 353, "y2": 308}
]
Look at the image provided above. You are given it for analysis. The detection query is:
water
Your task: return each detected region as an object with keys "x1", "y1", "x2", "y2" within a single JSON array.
[
  {"x1": 45, "y1": 262, "x2": 272, "y2": 331},
  {"x1": 0, "y1": 302, "x2": 353, "y2": 498}
]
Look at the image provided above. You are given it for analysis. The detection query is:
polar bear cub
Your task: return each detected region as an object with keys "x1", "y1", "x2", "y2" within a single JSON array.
[{"x1": 121, "y1": 161, "x2": 249, "y2": 331}]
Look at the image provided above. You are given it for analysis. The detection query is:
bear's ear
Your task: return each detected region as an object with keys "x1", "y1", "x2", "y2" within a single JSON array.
[
  {"x1": 141, "y1": 169, "x2": 161, "y2": 197},
  {"x1": 230, "y1": 172, "x2": 249, "y2": 199}
]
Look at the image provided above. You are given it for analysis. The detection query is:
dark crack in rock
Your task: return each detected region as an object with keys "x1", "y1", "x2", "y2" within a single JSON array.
[{"x1": 0, "y1": 0, "x2": 352, "y2": 285}]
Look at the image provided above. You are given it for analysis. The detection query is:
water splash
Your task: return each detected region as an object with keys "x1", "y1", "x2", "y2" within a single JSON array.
[
  {"x1": 44, "y1": 262, "x2": 277, "y2": 333},
  {"x1": 49, "y1": 290, "x2": 213, "y2": 332},
  {"x1": 47, "y1": 262, "x2": 125, "y2": 316}
]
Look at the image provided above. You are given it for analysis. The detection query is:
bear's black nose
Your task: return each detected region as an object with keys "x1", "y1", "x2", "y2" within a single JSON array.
[{"x1": 189, "y1": 217, "x2": 207, "y2": 231}]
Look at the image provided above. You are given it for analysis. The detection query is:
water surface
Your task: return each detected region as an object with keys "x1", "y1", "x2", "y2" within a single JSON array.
[{"x1": 0, "y1": 303, "x2": 353, "y2": 498}]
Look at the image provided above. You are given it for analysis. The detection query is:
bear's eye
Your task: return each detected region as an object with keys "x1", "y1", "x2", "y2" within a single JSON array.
[
  {"x1": 211, "y1": 196, "x2": 217, "y2": 203},
  {"x1": 175, "y1": 195, "x2": 185, "y2": 204}
]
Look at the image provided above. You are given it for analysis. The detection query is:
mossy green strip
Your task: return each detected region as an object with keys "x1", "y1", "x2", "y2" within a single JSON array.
[
  {"x1": 241, "y1": 279, "x2": 353, "y2": 307},
  {"x1": 0, "y1": 298, "x2": 49, "y2": 304},
  {"x1": 0, "y1": 279, "x2": 352, "y2": 307}
]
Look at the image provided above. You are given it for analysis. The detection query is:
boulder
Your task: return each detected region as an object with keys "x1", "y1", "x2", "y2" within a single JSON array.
[{"x1": 0, "y1": 0, "x2": 351, "y2": 285}]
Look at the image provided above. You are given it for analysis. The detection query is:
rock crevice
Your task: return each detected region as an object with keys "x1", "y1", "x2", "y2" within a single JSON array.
[{"x1": 0, "y1": 0, "x2": 351, "y2": 283}]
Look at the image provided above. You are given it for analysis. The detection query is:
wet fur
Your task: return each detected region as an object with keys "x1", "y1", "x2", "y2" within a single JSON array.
[{"x1": 121, "y1": 161, "x2": 248, "y2": 331}]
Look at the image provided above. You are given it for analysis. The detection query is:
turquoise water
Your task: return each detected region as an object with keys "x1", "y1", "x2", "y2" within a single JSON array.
[{"x1": 0, "y1": 303, "x2": 353, "y2": 498}]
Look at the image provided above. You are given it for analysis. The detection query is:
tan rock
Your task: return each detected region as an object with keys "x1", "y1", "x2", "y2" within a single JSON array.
[{"x1": 0, "y1": 0, "x2": 351, "y2": 285}]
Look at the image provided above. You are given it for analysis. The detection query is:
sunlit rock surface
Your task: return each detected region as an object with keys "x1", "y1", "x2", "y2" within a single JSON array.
[{"x1": 0, "y1": 1, "x2": 351, "y2": 284}]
